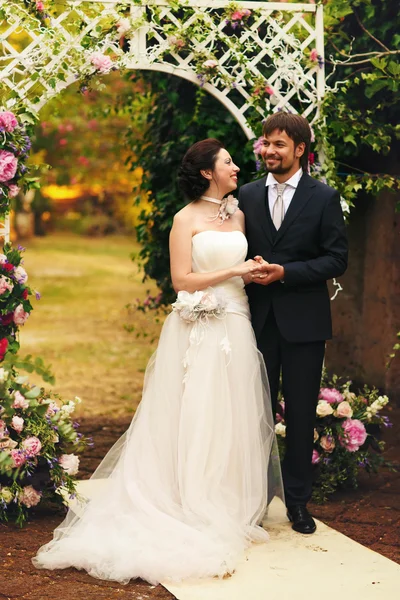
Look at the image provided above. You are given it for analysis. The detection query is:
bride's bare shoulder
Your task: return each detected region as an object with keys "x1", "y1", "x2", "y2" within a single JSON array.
[{"x1": 173, "y1": 203, "x2": 196, "y2": 225}]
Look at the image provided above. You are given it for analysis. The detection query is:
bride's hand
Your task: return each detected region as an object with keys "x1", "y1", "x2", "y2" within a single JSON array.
[{"x1": 231, "y1": 259, "x2": 259, "y2": 278}]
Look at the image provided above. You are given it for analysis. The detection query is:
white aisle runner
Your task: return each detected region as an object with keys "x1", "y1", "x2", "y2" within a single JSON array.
[{"x1": 69, "y1": 481, "x2": 400, "y2": 600}]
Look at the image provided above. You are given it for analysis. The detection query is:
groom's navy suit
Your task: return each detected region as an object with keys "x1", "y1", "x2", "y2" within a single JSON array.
[{"x1": 239, "y1": 172, "x2": 348, "y2": 506}]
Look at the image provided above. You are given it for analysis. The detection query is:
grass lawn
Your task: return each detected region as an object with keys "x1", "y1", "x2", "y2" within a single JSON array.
[{"x1": 18, "y1": 232, "x2": 162, "y2": 418}]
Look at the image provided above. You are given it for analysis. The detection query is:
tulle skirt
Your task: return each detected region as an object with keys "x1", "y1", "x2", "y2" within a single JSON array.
[{"x1": 33, "y1": 301, "x2": 283, "y2": 585}]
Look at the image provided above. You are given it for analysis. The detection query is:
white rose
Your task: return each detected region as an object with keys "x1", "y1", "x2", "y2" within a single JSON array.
[
  {"x1": 203, "y1": 59, "x2": 218, "y2": 68},
  {"x1": 60, "y1": 402, "x2": 75, "y2": 415},
  {"x1": 316, "y1": 400, "x2": 334, "y2": 417},
  {"x1": 59, "y1": 453, "x2": 80, "y2": 476},
  {"x1": 334, "y1": 401, "x2": 353, "y2": 419},
  {"x1": 1, "y1": 487, "x2": 13, "y2": 504},
  {"x1": 116, "y1": 18, "x2": 130, "y2": 36},
  {"x1": 275, "y1": 422, "x2": 286, "y2": 437}
]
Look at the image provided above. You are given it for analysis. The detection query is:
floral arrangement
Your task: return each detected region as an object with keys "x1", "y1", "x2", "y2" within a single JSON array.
[
  {"x1": 0, "y1": 110, "x2": 37, "y2": 217},
  {"x1": 0, "y1": 243, "x2": 37, "y2": 359},
  {"x1": 172, "y1": 288, "x2": 227, "y2": 324},
  {"x1": 275, "y1": 374, "x2": 394, "y2": 503},
  {"x1": 0, "y1": 365, "x2": 90, "y2": 525}
]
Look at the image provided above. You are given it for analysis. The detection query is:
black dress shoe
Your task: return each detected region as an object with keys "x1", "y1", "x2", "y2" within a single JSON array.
[{"x1": 287, "y1": 505, "x2": 316, "y2": 534}]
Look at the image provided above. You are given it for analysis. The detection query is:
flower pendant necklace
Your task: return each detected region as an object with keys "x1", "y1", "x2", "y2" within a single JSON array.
[{"x1": 200, "y1": 195, "x2": 239, "y2": 224}]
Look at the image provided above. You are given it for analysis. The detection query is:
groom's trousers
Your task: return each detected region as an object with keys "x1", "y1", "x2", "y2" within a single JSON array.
[{"x1": 258, "y1": 308, "x2": 325, "y2": 507}]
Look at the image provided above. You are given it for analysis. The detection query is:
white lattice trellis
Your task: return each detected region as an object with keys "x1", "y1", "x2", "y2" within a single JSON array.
[{"x1": 0, "y1": 1, "x2": 325, "y2": 241}]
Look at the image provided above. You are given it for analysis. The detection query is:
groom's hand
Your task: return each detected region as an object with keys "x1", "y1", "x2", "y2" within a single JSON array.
[{"x1": 251, "y1": 256, "x2": 285, "y2": 285}]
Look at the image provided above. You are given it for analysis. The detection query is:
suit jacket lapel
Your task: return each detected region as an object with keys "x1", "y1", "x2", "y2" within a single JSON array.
[
  {"x1": 251, "y1": 176, "x2": 273, "y2": 244},
  {"x1": 274, "y1": 173, "x2": 316, "y2": 245}
]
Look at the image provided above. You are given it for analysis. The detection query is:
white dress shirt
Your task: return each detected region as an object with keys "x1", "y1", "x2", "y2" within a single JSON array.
[{"x1": 266, "y1": 168, "x2": 303, "y2": 218}]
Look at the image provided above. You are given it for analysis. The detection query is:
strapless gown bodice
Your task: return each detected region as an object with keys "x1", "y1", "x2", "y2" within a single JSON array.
[{"x1": 192, "y1": 230, "x2": 247, "y2": 302}]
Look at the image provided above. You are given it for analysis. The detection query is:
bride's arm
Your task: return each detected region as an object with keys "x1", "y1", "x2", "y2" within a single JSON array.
[{"x1": 170, "y1": 212, "x2": 256, "y2": 293}]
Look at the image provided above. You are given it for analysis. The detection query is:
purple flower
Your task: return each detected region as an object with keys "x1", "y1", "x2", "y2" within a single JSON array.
[
  {"x1": 382, "y1": 416, "x2": 393, "y2": 428},
  {"x1": 35, "y1": 290, "x2": 41, "y2": 300}
]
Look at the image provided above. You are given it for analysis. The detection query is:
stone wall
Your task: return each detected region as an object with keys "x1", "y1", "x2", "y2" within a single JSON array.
[{"x1": 326, "y1": 190, "x2": 400, "y2": 403}]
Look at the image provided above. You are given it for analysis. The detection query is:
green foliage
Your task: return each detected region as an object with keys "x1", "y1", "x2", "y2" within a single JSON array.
[{"x1": 317, "y1": 0, "x2": 400, "y2": 210}]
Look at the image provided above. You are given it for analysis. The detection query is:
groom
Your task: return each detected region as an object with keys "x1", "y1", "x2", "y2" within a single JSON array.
[{"x1": 239, "y1": 113, "x2": 348, "y2": 534}]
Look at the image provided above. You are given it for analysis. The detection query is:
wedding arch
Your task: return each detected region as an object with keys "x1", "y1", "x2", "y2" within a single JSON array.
[{"x1": 0, "y1": 0, "x2": 325, "y2": 243}]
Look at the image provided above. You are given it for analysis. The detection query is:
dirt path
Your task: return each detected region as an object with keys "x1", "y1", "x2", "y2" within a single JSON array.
[{"x1": 1, "y1": 409, "x2": 398, "y2": 600}]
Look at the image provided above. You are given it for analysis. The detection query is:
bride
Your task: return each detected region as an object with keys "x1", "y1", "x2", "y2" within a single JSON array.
[{"x1": 33, "y1": 138, "x2": 283, "y2": 585}]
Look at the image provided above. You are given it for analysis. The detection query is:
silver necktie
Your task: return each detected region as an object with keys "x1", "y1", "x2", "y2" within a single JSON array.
[{"x1": 272, "y1": 183, "x2": 286, "y2": 230}]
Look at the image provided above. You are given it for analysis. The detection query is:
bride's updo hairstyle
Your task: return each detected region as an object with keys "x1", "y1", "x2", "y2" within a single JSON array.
[{"x1": 178, "y1": 138, "x2": 225, "y2": 201}]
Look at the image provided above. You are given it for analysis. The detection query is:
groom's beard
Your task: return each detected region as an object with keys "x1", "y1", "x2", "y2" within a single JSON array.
[{"x1": 265, "y1": 153, "x2": 297, "y2": 174}]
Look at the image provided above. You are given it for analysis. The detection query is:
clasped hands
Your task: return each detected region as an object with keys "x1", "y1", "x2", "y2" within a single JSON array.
[{"x1": 247, "y1": 256, "x2": 284, "y2": 286}]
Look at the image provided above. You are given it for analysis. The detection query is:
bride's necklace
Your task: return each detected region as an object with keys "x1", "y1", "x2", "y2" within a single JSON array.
[{"x1": 200, "y1": 195, "x2": 239, "y2": 224}]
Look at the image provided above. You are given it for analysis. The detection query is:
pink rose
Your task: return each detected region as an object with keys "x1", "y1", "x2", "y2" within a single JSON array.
[
  {"x1": 334, "y1": 400, "x2": 353, "y2": 419},
  {"x1": 310, "y1": 48, "x2": 318, "y2": 62},
  {"x1": 14, "y1": 265, "x2": 28, "y2": 284},
  {"x1": 13, "y1": 304, "x2": 29, "y2": 325},
  {"x1": 0, "y1": 150, "x2": 18, "y2": 183},
  {"x1": 339, "y1": 419, "x2": 367, "y2": 452},
  {"x1": 320, "y1": 434, "x2": 335, "y2": 453},
  {"x1": 11, "y1": 415, "x2": 24, "y2": 433},
  {"x1": 7, "y1": 184, "x2": 20, "y2": 198},
  {"x1": 90, "y1": 52, "x2": 113, "y2": 74},
  {"x1": 265, "y1": 86, "x2": 274, "y2": 96},
  {"x1": 21, "y1": 436, "x2": 42, "y2": 457},
  {"x1": 35, "y1": 1, "x2": 45, "y2": 11},
  {"x1": 319, "y1": 387, "x2": 344, "y2": 404},
  {"x1": 312, "y1": 449, "x2": 320, "y2": 464},
  {"x1": 19, "y1": 485, "x2": 41, "y2": 507},
  {"x1": 12, "y1": 391, "x2": 29, "y2": 410},
  {"x1": 11, "y1": 449, "x2": 26, "y2": 467},
  {"x1": 0, "y1": 275, "x2": 13, "y2": 295},
  {"x1": 0, "y1": 111, "x2": 18, "y2": 132},
  {"x1": 59, "y1": 453, "x2": 80, "y2": 475}
]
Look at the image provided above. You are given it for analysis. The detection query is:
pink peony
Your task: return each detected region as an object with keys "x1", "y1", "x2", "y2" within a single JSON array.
[
  {"x1": 11, "y1": 415, "x2": 24, "y2": 433},
  {"x1": 0, "y1": 275, "x2": 13, "y2": 295},
  {"x1": 0, "y1": 111, "x2": 18, "y2": 132},
  {"x1": 334, "y1": 400, "x2": 353, "y2": 419},
  {"x1": 21, "y1": 436, "x2": 42, "y2": 457},
  {"x1": 340, "y1": 419, "x2": 367, "y2": 452},
  {"x1": 12, "y1": 391, "x2": 29, "y2": 410},
  {"x1": 14, "y1": 265, "x2": 28, "y2": 284},
  {"x1": 90, "y1": 52, "x2": 113, "y2": 74},
  {"x1": 11, "y1": 449, "x2": 26, "y2": 467},
  {"x1": 320, "y1": 434, "x2": 335, "y2": 453},
  {"x1": 319, "y1": 387, "x2": 344, "y2": 404},
  {"x1": 19, "y1": 485, "x2": 41, "y2": 507},
  {"x1": 7, "y1": 184, "x2": 20, "y2": 198},
  {"x1": 13, "y1": 304, "x2": 29, "y2": 325},
  {"x1": 312, "y1": 449, "x2": 320, "y2": 464},
  {"x1": 0, "y1": 150, "x2": 18, "y2": 183},
  {"x1": 59, "y1": 453, "x2": 80, "y2": 475}
]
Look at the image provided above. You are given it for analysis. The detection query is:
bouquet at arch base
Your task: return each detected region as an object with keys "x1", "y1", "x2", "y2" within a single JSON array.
[
  {"x1": 274, "y1": 373, "x2": 395, "y2": 503},
  {"x1": 0, "y1": 366, "x2": 91, "y2": 526}
]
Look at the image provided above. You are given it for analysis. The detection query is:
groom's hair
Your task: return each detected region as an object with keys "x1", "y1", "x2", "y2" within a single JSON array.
[
  {"x1": 262, "y1": 113, "x2": 312, "y2": 172},
  {"x1": 178, "y1": 138, "x2": 225, "y2": 201}
]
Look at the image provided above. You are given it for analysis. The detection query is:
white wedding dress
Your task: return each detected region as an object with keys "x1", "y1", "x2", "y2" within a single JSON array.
[{"x1": 33, "y1": 230, "x2": 283, "y2": 585}]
